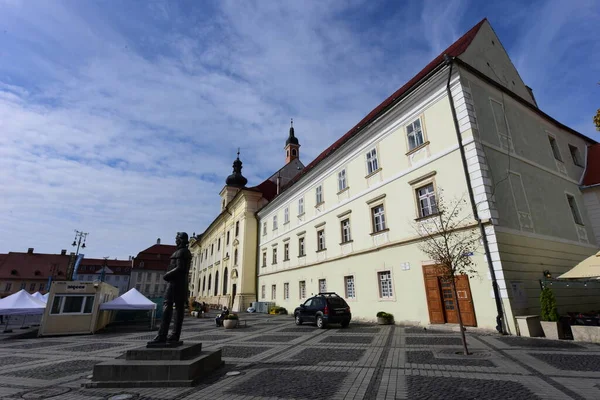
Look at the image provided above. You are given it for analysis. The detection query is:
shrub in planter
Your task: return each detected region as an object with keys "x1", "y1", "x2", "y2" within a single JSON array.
[
  {"x1": 376, "y1": 311, "x2": 394, "y2": 325},
  {"x1": 224, "y1": 313, "x2": 239, "y2": 320},
  {"x1": 540, "y1": 287, "x2": 564, "y2": 339}
]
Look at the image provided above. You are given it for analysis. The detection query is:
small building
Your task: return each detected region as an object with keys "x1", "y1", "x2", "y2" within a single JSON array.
[
  {"x1": 0, "y1": 248, "x2": 71, "y2": 298},
  {"x1": 75, "y1": 258, "x2": 132, "y2": 295},
  {"x1": 39, "y1": 281, "x2": 118, "y2": 336},
  {"x1": 130, "y1": 240, "x2": 177, "y2": 299}
]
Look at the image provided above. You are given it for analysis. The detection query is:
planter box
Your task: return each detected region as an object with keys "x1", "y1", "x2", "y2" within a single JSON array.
[
  {"x1": 377, "y1": 317, "x2": 393, "y2": 325},
  {"x1": 223, "y1": 319, "x2": 237, "y2": 329},
  {"x1": 540, "y1": 321, "x2": 565, "y2": 340},
  {"x1": 571, "y1": 325, "x2": 600, "y2": 343},
  {"x1": 515, "y1": 315, "x2": 544, "y2": 337}
]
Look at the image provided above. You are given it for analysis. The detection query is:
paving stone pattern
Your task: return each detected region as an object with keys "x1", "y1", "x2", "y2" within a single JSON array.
[
  {"x1": 0, "y1": 314, "x2": 599, "y2": 400},
  {"x1": 532, "y1": 353, "x2": 600, "y2": 371},
  {"x1": 407, "y1": 375, "x2": 538, "y2": 400},
  {"x1": 225, "y1": 369, "x2": 349, "y2": 399},
  {"x1": 406, "y1": 336, "x2": 464, "y2": 346},
  {"x1": 406, "y1": 351, "x2": 495, "y2": 367}
]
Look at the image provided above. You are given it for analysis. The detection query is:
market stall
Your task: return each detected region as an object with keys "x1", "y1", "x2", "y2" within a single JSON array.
[{"x1": 99, "y1": 288, "x2": 157, "y2": 330}]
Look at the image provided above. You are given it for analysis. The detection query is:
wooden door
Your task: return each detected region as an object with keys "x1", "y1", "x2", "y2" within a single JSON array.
[
  {"x1": 440, "y1": 279, "x2": 458, "y2": 323},
  {"x1": 423, "y1": 267, "x2": 444, "y2": 324},
  {"x1": 455, "y1": 275, "x2": 477, "y2": 327}
]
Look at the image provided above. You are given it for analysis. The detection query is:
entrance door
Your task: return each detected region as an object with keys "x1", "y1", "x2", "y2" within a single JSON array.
[
  {"x1": 231, "y1": 284, "x2": 237, "y2": 310},
  {"x1": 422, "y1": 266, "x2": 477, "y2": 327}
]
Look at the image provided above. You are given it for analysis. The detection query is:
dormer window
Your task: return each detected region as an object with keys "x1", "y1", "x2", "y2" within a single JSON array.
[
  {"x1": 34, "y1": 270, "x2": 41, "y2": 276},
  {"x1": 10, "y1": 269, "x2": 18, "y2": 276}
]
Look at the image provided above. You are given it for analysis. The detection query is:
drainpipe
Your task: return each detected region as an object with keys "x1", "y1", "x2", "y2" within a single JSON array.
[{"x1": 444, "y1": 54, "x2": 506, "y2": 335}]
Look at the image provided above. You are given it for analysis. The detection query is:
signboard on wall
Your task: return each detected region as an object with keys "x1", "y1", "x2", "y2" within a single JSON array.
[{"x1": 510, "y1": 281, "x2": 528, "y2": 309}]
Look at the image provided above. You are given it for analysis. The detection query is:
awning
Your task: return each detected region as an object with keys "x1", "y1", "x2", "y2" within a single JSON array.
[{"x1": 558, "y1": 251, "x2": 600, "y2": 279}]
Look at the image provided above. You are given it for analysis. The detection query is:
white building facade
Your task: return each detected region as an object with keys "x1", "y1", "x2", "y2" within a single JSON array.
[{"x1": 256, "y1": 19, "x2": 599, "y2": 334}]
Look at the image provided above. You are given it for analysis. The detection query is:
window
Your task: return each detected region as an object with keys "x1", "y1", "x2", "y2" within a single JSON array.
[
  {"x1": 299, "y1": 281, "x2": 306, "y2": 299},
  {"x1": 345, "y1": 276, "x2": 355, "y2": 298},
  {"x1": 5, "y1": 282, "x2": 11, "y2": 291},
  {"x1": 136, "y1": 284, "x2": 141, "y2": 291},
  {"x1": 223, "y1": 268, "x2": 228, "y2": 295},
  {"x1": 298, "y1": 197, "x2": 305, "y2": 215},
  {"x1": 298, "y1": 237, "x2": 305, "y2": 257},
  {"x1": 273, "y1": 215, "x2": 278, "y2": 230},
  {"x1": 234, "y1": 249, "x2": 238, "y2": 265},
  {"x1": 378, "y1": 271, "x2": 393, "y2": 298},
  {"x1": 407, "y1": 118, "x2": 424, "y2": 150},
  {"x1": 211, "y1": 244, "x2": 214, "y2": 256},
  {"x1": 366, "y1": 148, "x2": 378, "y2": 174},
  {"x1": 226, "y1": 231, "x2": 230, "y2": 245},
  {"x1": 284, "y1": 283, "x2": 289, "y2": 300},
  {"x1": 20, "y1": 282, "x2": 25, "y2": 290},
  {"x1": 214, "y1": 271, "x2": 219, "y2": 296},
  {"x1": 567, "y1": 195, "x2": 584, "y2": 225},
  {"x1": 261, "y1": 285, "x2": 266, "y2": 299},
  {"x1": 154, "y1": 284, "x2": 159, "y2": 294},
  {"x1": 262, "y1": 222, "x2": 267, "y2": 236},
  {"x1": 341, "y1": 219, "x2": 351, "y2": 243},
  {"x1": 115, "y1": 275, "x2": 120, "y2": 282},
  {"x1": 338, "y1": 169, "x2": 347, "y2": 191},
  {"x1": 217, "y1": 238, "x2": 221, "y2": 251},
  {"x1": 315, "y1": 185, "x2": 323, "y2": 205},
  {"x1": 51, "y1": 295, "x2": 95, "y2": 315},
  {"x1": 202, "y1": 276, "x2": 206, "y2": 292},
  {"x1": 372, "y1": 205, "x2": 387, "y2": 232},
  {"x1": 569, "y1": 145, "x2": 583, "y2": 167},
  {"x1": 548, "y1": 136, "x2": 562, "y2": 161},
  {"x1": 318, "y1": 279, "x2": 327, "y2": 293},
  {"x1": 417, "y1": 183, "x2": 437, "y2": 217},
  {"x1": 38, "y1": 283, "x2": 44, "y2": 290},
  {"x1": 235, "y1": 221, "x2": 240, "y2": 237},
  {"x1": 284, "y1": 207, "x2": 289, "y2": 224},
  {"x1": 317, "y1": 230, "x2": 326, "y2": 251},
  {"x1": 284, "y1": 243, "x2": 290, "y2": 261},
  {"x1": 272, "y1": 247, "x2": 278, "y2": 264},
  {"x1": 271, "y1": 284, "x2": 276, "y2": 300},
  {"x1": 208, "y1": 274, "x2": 212, "y2": 291},
  {"x1": 262, "y1": 251, "x2": 267, "y2": 267},
  {"x1": 29, "y1": 283, "x2": 35, "y2": 291},
  {"x1": 145, "y1": 284, "x2": 150, "y2": 293}
]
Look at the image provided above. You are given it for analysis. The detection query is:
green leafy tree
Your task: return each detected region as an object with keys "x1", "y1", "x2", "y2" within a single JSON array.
[
  {"x1": 594, "y1": 109, "x2": 600, "y2": 131},
  {"x1": 413, "y1": 190, "x2": 480, "y2": 355},
  {"x1": 540, "y1": 287, "x2": 559, "y2": 322}
]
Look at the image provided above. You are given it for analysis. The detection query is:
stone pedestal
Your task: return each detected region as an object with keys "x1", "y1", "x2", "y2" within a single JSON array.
[{"x1": 84, "y1": 342, "x2": 223, "y2": 388}]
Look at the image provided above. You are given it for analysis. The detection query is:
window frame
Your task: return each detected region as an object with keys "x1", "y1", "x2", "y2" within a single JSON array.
[
  {"x1": 271, "y1": 284, "x2": 276, "y2": 300},
  {"x1": 272, "y1": 247, "x2": 278, "y2": 264},
  {"x1": 50, "y1": 294, "x2": 96, "y2": 315},
  {"x1": 284, "y1": 282, "x2": 289, "y2": 300},
  {"x1": 566, "y1": 194, "x2": 584, "y2": 226},
  {"x1": 548, "y1": 134, "x2": 563, "y2": 162},
  {"x1": 365, "y1": 147, "x2": 379, "y2": 176},
  {"x1": 318, "y1": 278, "x2": 327, "y2": 293},
  {"x1": 405, "y1": 116, "x2": 427, "y2": 152},
  {"x1": 262, "y1": 222, "x2": 267, "y2": 236},
  {"x1": 283, "y1": 242, "x2": 290, "y2": 261},
  {"x1": 317, "y1": 229, "x2": 326, "y2": 251},
  {"x1": 344, "y1": 275, "x2": 355, "y2": 299},
  {"x1": 416, "y1": 183, "x2": 438, "y2": 219},
  {"x1": 298, "y1": 197, "x2": 305, "y2": 216},
  {"x1": 299, "y1": 280, "x2": 306, "y2": 299},
  {"x1": 315, "y1": 185, "x2": 324, "y2": 206},
  {"x1": 273, "y1": 215, "x2": 278, "y2": 230},
  {"x1": 262, "y1": 251, "x2": 267, "y2": 268},
  {"x1": 371, "y1": 204, "x2": 387, "y2": 233},
  {"x1": 298, "y1": 236, "x2": 306, "y2": 257},
  {"x1": 284, "y1": 207, "x2": 290, "y2": 224},
  {"x1": 377, "y1": 270, "x2": 394, "y2": 299},
  {"x1": 568, "y1": 144, "x2": 584, "y2": 167},
  {"x1": 337, "y1": 168, "x2": 347, "y2": 192},
  {"x1": 340, "y1": 218, "x2": 352, "y2": 243},
  {"x1": 261, "y1": 285, "x2": 266, "y2": 299}
]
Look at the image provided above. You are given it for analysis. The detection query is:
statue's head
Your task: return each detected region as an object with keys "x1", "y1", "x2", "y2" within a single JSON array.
[{"x1": 176, "y1": 232, "x2": 189, "y2": 247}]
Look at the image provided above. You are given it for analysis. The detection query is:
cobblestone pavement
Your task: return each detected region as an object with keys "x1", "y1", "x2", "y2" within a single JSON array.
[{"x1": 0, "y1": 314, "x2": 599, "y2": 399}]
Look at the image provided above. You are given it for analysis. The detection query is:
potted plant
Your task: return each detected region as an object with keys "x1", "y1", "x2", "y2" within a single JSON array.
[
  {"x1": 277, "y1": 307, "x2": 288, "y2": 315},
  {"x1": 376, "y1": 311, "x2": 394, "y2": 325},
  {"x1": 223, "y1": 313, "x2": 239, "y2": 329},
  {"x1": 540, "y1": 287, "x2": 564, "y2": 340}
]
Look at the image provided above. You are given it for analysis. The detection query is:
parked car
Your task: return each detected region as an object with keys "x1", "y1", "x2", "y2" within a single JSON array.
[{"x1": 294, "y1": 292, "x2": 351, "y2": 328}]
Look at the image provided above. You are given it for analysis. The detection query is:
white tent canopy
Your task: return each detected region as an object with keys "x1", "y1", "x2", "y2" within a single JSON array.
[
  {"x1": 558, "y1": 251, "x2": 600, "y2": 279},
  {"x1": 99, "y1": 288, "x2": 156, "y2": 311},
  {"x1": 42, "y1": 293, "x2": 49, "y2": 301},
  {"x1": 31, "y1": 292, "x2": 46, "y2": 303},
  {"x1": 0, "y1": 289, "x2": 47, "y2": 316}
]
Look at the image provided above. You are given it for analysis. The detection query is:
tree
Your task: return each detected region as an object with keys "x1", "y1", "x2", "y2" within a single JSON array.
[
  {"x1": 594, "y1": 108, "x2": 600, "y2": 131},
  {"x1": 540, "y1": 287, "x2": 559, "y2": 322},
  {"x1": 413, "y1": 189, "x2": 480, "y2": 355}
]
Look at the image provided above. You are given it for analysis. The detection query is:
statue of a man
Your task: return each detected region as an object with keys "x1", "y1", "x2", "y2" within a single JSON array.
[{"x1": 150, "y1": 232, "x2": 191, "y2": 344}]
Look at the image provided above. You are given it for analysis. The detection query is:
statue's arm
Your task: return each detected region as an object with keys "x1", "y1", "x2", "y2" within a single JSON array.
[{"x1": 164, "y1": 252, "x2": 191, "y2": 281}]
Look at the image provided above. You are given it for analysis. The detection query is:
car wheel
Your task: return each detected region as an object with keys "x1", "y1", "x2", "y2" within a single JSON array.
[
  {"x1": 295, "y1": 314, "x2": 303, "y2": 325},
  {"x1": 341, "y1": 320, "x2": 350, "y2": 328},
  {"x1": 316, "y1": 315, "x2": 326, "y2": 329}
]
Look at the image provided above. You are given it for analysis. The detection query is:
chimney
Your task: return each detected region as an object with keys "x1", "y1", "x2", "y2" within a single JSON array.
[
  {"x1": 128, "y1": 255, "x2": 132, "y2": 261},
  {"x1": 27, "y1": 248, "x2": 34, "y2": 254},
  {"x1": 157, "y1": 238, "x2": 161, "y2": 245},
  {"x1": 61, "y1": 249, "x2": 67, "y2": 256}
]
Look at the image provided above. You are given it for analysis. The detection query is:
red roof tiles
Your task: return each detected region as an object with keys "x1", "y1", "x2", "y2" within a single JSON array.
[
  {"x1": 582, "y1": 144, "x2": 600, "y2": 186},
  {"x1": 78, "y1": 259, "x2": 132, "y2": 275},
  {"x1": 133, "y1": 244, "x2": 177, "y2": 271},
  {"x1": 0, "y1": 252, "x2": 70, "y2": 280},
  {"x1": 281, "y1": 19, "x2": 487, "y2": 192}
]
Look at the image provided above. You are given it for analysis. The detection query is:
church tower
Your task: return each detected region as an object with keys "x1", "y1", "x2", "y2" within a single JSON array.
[
  {"x1": 284, "y1": 119, "x2": 300, "y2": 164},
  {"x1": 220, "y1": 150, "x2": 248, "y2": 210}
]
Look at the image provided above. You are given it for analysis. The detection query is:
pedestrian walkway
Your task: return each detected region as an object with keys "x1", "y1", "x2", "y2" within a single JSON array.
[{"x1": 0, "y1": 314, "x2": 598, "y2": 399}]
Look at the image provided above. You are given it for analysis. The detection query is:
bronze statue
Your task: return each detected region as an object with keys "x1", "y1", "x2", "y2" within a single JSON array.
[{"x1": 149, "y1": 232, "x2": 192, "y2": 346}]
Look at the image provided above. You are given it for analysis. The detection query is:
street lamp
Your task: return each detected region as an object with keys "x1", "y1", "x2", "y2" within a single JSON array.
[{"x1": 67, "y1": 230, "x2": 89, "y2": 280}]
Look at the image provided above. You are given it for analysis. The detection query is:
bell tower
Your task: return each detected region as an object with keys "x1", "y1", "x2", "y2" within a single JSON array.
[{"x1": 284, "y1": 118, "x2": 300, "y2": 164}]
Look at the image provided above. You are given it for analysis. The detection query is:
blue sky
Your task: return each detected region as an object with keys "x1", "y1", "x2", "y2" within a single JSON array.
[{"x1": 0, "y1": 0, "x2": 598, "y2": 259}]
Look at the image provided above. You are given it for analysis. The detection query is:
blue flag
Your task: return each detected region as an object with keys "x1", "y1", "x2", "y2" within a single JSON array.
[{"x1": 72, "y1": 254, "x2": 85, "y2": 280}]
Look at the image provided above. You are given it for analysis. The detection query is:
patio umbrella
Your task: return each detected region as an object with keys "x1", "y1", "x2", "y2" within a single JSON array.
[{"x1": 558, "y1": 251, "x2": 600, "y2": 279}]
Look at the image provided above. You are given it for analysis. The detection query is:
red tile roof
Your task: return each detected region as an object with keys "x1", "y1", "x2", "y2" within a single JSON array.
[
  {"x1": 582, "y1": 144, "x2": 600, "y2": 186},
  {"x1": 281, "y1": 19, "x2": 487, "y2": 192},
  {"x1": 78, "y1": 259, "x2": 132, "y2": 275},
  {"x1": 137, "y1": 244, "x2": 177, "y2": 255},
  {"x1": 134, "y1": 244, "x2": 177, "y2": 271},
  {"x1": 0, "y1": 252, "x2": 70, "y2": 280},
  {"x1": 249, "y1": 179, "x2": 278, "y2": 201}
]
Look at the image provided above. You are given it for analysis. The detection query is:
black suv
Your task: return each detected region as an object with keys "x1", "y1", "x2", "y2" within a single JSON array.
[{"x1": 294, "y1": 292, "x2": 351, "y2": 328}]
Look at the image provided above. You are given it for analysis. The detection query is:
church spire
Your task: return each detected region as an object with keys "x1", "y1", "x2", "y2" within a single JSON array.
[
  {"x1": 225, "y1": 148, "x2": 248, "y2": 188},
  {"x1": 284, "y1": 118, "x2": 300, "y2": 164}
]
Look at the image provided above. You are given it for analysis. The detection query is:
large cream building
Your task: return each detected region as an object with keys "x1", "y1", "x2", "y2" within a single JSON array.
[
  {"x1": 255, "y1": 19, "x2": 599, "y2": 334},
  {"x1": 190, "y1": 136, "x2": 305, "y2": 311}
]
